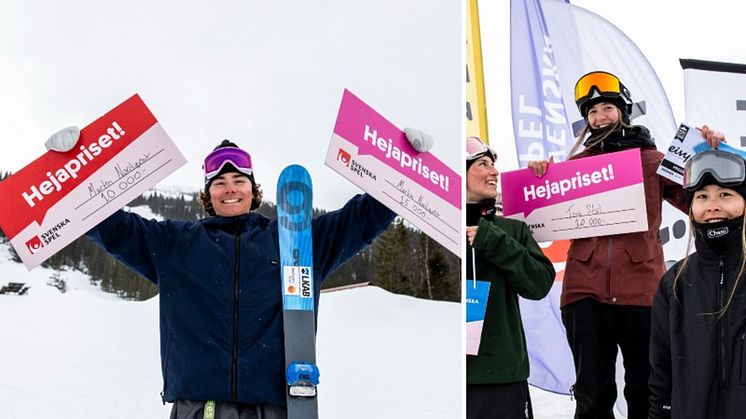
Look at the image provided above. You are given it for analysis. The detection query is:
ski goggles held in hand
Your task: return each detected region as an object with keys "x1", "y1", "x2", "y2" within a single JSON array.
[
  {"x1": 203, "y1": 146, "x2": 254, "y2": 183},
  {"x1": 574, "y1": 71, "x2": 630, "y2": 104},
  {"x1": 466, "y1": 136, "x2": 497, "y2": 162},
  {"x1": 683, "y1": 149, "x2": 746, "y2": 191}
]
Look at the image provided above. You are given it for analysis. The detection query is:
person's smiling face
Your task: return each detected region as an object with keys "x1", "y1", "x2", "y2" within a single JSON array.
[
  {"x1": 209, "y1": 172, "x2": 254, "y2": 217},
  {"x1": 467, "y1": 155, "x2": 498, "y2": 203},
  {"x1": 586, "y1": 101, "x2": 621, "y2": 130},
  {"x1": 691, "y1": 184, "x2": 745, "y2": 223}
]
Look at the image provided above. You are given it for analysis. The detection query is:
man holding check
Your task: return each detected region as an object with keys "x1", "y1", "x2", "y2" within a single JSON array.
[{"x1": 44, "y1": 126, "x2": 430, "y2": 419}]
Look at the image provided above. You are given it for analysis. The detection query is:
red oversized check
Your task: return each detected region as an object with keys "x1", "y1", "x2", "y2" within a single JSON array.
[{"x1": 0, "y1": 94, "x2": 186, "y2": 269}]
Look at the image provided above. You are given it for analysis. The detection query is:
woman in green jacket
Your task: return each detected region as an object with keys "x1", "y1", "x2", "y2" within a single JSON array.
[{"x1": 466, "y1": 136, "x2": 555, "y2": 419}]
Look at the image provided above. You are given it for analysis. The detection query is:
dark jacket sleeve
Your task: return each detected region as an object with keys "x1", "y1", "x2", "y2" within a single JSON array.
[
  {"x1": 85, "y1": 209, "x2": 171, "y2": 284},
  {"x1": 471, "y1": 217, "x2": 555, "y2": 300},
  {"x1": 649, "y1": 273, "x2": 674, "y2": 419},
  {"x1": 312, "y1": 193, "x2": 395, "y2": 281}
]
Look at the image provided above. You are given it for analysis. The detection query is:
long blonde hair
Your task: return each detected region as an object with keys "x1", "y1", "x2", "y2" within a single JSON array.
[
  {"x1": 565, "y1": 106, "x2": 633, "y2": 159},
  {"x1": 672, "y1": 210, "x2": 746, "y2": 318}
]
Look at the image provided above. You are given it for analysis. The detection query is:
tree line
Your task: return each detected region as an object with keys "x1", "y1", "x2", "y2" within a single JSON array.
[{"x1": 0, "y1": 172, "x2": 460, "y2": 302}]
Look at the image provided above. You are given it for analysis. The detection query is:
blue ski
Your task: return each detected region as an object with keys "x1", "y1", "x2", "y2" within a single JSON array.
[{"x1": 277, "y1": 165, "x2": 319, "y2": 419}]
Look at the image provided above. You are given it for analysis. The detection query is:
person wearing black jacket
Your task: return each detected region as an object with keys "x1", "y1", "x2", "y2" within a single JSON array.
[
  {"x1": 44, "y1": 127, "x2": 430, "y2": 419},
  {"x1": 649, "y1": 149, "x2": 746, "y2": 419}
]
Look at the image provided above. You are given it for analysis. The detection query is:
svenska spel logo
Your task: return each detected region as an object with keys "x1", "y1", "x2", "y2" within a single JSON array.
[
  {"x1": 337, "y1": 149, "x2": 352, "y2": 166},
  {"x1": 25, "y1": 236, "x2": 44, "y2": 254}
]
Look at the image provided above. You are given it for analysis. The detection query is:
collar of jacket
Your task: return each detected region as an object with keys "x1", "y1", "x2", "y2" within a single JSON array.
[
  {"x1": 694, "y1": 219, "x2": 745, "y2": 267},
  {"x1": 201, "y1": 212, "x2": 271, "y2": 229},
  {"x1": 584, "y1": 125, "x2": 656, "y2": 152},
  {"x1": 466, "y1": 199, "x2": 497, "y2": 226}
]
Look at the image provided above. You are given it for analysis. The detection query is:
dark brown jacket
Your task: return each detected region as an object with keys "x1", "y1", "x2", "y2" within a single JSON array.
[{"x1": 561, "y1": 127, "x2": 688, "y2": 307}]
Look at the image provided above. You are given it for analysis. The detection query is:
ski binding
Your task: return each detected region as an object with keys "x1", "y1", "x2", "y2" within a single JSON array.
[{"x1": 286, "y1": 362, "x2": 320, "y2": 398}]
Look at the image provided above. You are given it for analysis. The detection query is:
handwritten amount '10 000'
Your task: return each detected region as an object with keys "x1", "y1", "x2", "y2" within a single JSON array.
[
  {"x1": 574, "y1": 216, "x2": 605, "y2": 229},
  {"x1": 101, "y1": 170, "x2": 143, "y2": 203}
]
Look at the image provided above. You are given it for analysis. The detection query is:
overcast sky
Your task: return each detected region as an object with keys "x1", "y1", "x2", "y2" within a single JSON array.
[
  {"x1": 0, "y1": 0, "x2": 461, "y2": 210},
  {"x1": 479, "y1": 0, "x2": 746, "y2": 171}
]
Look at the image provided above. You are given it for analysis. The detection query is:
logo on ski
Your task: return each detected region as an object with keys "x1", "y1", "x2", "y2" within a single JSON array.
[
  {"x1": 25, "y1": 236, "x2": 43, "y2": 254},
  {"x1": 283, "y1": 265, "x2": 313, "y2": 298},
  {"x1": 299, "y1": 266, "x2": 312, "y2": 298},
  {"x1": 283, "y1": 266, "x2": 300, "y2": 296}
]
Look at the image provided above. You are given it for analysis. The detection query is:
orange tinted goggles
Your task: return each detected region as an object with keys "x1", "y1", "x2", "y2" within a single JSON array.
[{"x1": 574, "y1": 71, "x2": 622, "y2": 102}]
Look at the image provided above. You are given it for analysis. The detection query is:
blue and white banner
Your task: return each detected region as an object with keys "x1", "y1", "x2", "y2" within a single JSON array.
[
  {"x1": 539, "y1": 0, "x2": 677, "y2": 151},
  {"x1": 509, "y1": 0, "x2": 576, "y2": 396},
  {"x1": 510, "y1": 0, "x2": 573, "y2": 167}
]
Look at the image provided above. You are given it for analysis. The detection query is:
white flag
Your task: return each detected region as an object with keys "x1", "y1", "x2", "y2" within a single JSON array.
[{"x1": 682, "y1": 58, "x2": 746, "y2": 149}]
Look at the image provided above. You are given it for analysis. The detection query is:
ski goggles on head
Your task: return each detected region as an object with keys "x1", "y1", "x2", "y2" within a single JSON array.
[
  {"x1": 574, "y1": 71, "x2": 625, "y2": 104},
  {"x1": 683, "y1": 149, "x2": 746, "y2": 191},
  {"x1": 203, "y1": 146, "x2": 253, "y2": 183},
  {"x1": 466, "y1": 136, "x2": 497, "y2": 162}
]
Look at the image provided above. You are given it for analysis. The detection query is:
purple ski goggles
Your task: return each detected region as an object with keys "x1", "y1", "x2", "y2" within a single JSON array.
[{"x1": 203, "y1": 146, "x2": 253, "y2": 184}]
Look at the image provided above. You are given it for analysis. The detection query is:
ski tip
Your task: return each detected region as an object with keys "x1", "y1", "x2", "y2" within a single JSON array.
[
  {"x1": 279, "y1": 164, "x2": 308, "y2": 175},
  {"x1": 278, "y1": 165, "x2": 312, "y2": 186}
]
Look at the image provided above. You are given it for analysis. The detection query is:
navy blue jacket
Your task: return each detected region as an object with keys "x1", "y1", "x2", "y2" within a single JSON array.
[{"x1": 86, "y1": 193, "x2": 394, "y2": 406}]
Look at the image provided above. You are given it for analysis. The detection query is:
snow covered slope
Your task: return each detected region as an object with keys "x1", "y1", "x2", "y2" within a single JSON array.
[{"x1": 0, "y1": 242, "x2": 460, "y2": 418}]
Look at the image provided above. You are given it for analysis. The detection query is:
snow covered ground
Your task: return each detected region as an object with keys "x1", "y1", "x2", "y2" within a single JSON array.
[
  {"x1": 0, "y1": 241, "x2": 460, "y2": 419},
  {"x1": 530, "y1": 387, "x2": 576, "y2": 418}
]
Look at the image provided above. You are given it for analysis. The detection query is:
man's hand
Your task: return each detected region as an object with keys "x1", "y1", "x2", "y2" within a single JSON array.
[
  {"x1": 45, "y1": 126, "x2": 80, "y2": 152},
  {"x1": 404, "y1": 127, "x2": 433, "y2": 153}
]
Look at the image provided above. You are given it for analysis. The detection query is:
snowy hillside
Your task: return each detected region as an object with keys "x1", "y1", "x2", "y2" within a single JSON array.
[
  {"x1": 143, "y1": 185, "x2": 199, "y2": 201},
  {"x1": 0, "y1": 241, "x2": 460, "y2": 419}
]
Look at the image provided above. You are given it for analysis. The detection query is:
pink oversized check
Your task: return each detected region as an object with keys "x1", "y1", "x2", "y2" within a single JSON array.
[
  {"x1": 0, "y1": 94, "x2": 187, "y2": 269},
  {"x1": 501, "y1": 149, "x2": 648, "y2": 242},
  {"x1": 325, "y1": 89, "x2": 461, "y2": 256}
]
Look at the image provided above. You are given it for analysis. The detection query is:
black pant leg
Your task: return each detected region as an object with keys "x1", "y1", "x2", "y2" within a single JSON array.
[
  {"x1": 562, "y1": 298, "x2": 618, "y2": 419},
  {"x1": 613, "y1": 305, "x2": 652, "y2": 419},
  {"x1": 467, "y1": 381, "x2": 533, "y2": 419}
]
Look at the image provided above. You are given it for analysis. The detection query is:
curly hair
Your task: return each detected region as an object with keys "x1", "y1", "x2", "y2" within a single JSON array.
[{"x1": 198, "y1": 179, "x2": 263, "y2": 216}]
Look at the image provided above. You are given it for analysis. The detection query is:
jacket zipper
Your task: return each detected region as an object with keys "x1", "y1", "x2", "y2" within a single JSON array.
[
  {"x1": 718, "y1": 257, "x2": 727, "y2": 389},
  {"x1": 231, "y1": 221, "x2": 241, "y2": 401}
]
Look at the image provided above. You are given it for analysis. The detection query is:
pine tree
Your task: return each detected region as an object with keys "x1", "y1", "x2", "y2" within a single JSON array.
[{"x1": 373, "y1": 218, "x2": 415, "y2": 295}]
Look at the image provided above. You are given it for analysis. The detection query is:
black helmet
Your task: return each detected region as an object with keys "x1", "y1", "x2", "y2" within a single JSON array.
[{"x1": 574, "y1": 71, "x2": 633, "y2": 120}]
